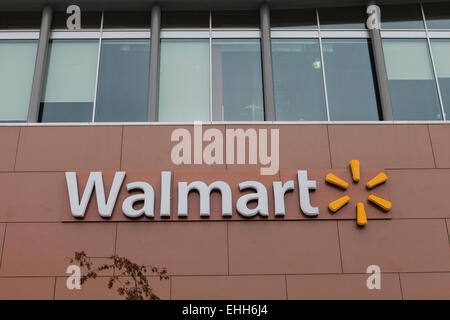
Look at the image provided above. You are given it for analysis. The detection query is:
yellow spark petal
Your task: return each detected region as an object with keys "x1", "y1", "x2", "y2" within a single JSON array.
[
  {"x1": 350, "y1": 160, "x2": 360, "y2": 183},
  {"x1": 356, "y1": 202, "x2": 367, "y2": 226},
  {"x1": 366, "y1": 172, "x2": 388, "y2": 189},
  {"x1": 326, "y1": 173, "x2": 349, "y2": 190},
  {"x1": 329, "y1": 195, "x2": 350, "y2": 213},
  {"x1": 368, "y1": 195, "x2": 392, "y2": 211}
]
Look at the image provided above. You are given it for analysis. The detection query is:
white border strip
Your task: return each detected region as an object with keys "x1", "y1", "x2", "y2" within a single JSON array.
[{"x1": 0, "y1": 31, "x2": 39, "y2": 39}]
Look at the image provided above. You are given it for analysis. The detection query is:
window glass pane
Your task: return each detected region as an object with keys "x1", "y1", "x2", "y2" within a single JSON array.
[
  {"x1": 161, "y1": 11, "x2": 209, "y2": 28},
  {"x1": 383, "y1": 39, "x2": 441, "y2": 120},
  {"x1": 272, "y1": 39, "x2": 326, "y2": 121},
  {"x1": 380, "y1": 4, "x2": 424, "y2": 29},
  {"x1": 103, "y1": 11, "x2": 151, "y2": 29},
  {"x1": 319, "y1": 6, "x2": 366, "y2": 29},
  {"x1": 322, "y1": 39, "x2": 380, "y2": 121},
  {"x1": 95, "y1": 39, "x2": 150, "y2": 122},
  {"x1": 0, "y1": 40, "x2": 37, "y2": 121},
  {"x1": 423, "y1": 3, "x2": 450, "y2": 29},
  {"x1": 0, "y1": 11, "x2": 41, "y2": 29},
  {"x1": 430, "y1": 39, "x2": 450, "y2": 117},
  {"x1": 271, "y1": 9, "x2": 317, "y2": 29},
  {"x1": 212, "y1": 11, "x2": 259, "y2": 28},
  {"x1": 40, "y1": 40, "x2": 99, "y2": 122},
  {"x1": 159, "y1": 39, "x2": 210, "y2": 122},
  {"x1": 52, "y1": 11, "x2": 102, "y2": 29},
  {"x1": 212, "y1": 39, "x2": 264, "y2": 121}
]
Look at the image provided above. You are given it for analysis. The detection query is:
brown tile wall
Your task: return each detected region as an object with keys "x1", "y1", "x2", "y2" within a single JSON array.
[{"x1": 0, "y1": 124, "x2": 448, "y2": 299}]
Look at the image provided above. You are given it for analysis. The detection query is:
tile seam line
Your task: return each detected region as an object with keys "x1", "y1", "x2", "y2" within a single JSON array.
[
  {"x1": 2, "y1": 271, "x2": 449, "y2": 278},
  {"x1": 427, "y1": 124, "x2": 438, "y2": 168},
  {"x1": 336, "y1": 221, "x2": 344, "y2": 273},
  {"x1": 326, "y1": 124, "x2": 333, "y2": 169},
  {"x1": 0, "y1": 223, "x2": 6, "y2": 270},
  {"x1": 12, "y1": 127, "x2": 21, "y2": 172},
  {"x1": 3, "y1": 217, "x2": 449, "y2": 224},
  {"x1": 398, "y1": 273, "x2": 404, "y2": 300}
]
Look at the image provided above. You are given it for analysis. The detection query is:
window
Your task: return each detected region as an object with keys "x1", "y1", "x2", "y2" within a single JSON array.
[
  {"x1": 383, "y1": 39, "x2": 442, "y2": 120},
  {"x1": 322, "y1": 39, "x2": 380, "y2": 121},
  {"x1": 161, "y1": 11, "x2": 209, "y2": 28},
  {"x1": 380, "y1": 4, "x2": 424, "y2": 29},
  {"x1": 430, "y1": 39, "x2": 450, "y2": 118},
  {"x1": 95, "y1": 39, "x2": 150, "y2": 122},
  {"x1": 212, "y1": 11, "x2": 259, "y2": 28},
  {"x1": 423, "y1": 3, "x2": 450, "y2": 30},
  {"x1": 0, "y1": 12, "x2": 41, "y2": 29},
  {"x1": 158, "y1": 39, "x2": 210, "y2": 122},
  {"x1": 319, "y1": 6, "x2": 367, "y2": 29},
  {"x1": 0, "y1": 40, "x2": 37, "y2": 121},
  {"x1": 272, "y1": 39, "x2": 326, "y2": 121},
  {"x1": 212, "y1": 39, "x2": 264, "y2": 121},
  {"x1": 271, "y1": 9, "x2": 317, "y2": 29},
  {"x1": 40, "y1": 40, "x2": 99, "y2": 122},
  {"x1": 103, "y1": 11, "x2": 151, "y2": 29}
]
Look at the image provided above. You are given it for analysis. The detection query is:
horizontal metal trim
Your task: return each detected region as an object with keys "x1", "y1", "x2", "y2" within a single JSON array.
[
  {"x1": 102, "y1": 31, "x2": 151, "y2": 39},
  {"x1": 428, "y1": 31, "x2": 450, "y2": 39},
  {"x1": 160, "y1": 30, "x2": 210, "y2": 38},
  {"x1": 0, "y1": 120, "x2": 448, "y2": 127},
  {"x1": 211, "y1": 30, "x2": 261, "y2": 38},
  {"x1": 0, "y1": 31, "x2": 39, "y2": 39},
  {"x1": 380, "y1": 30, "x2": 427, "y2": 38},
  {"x1": 271, "y1": 30, "x2": 319, "y2": 38},
  {"x1": 49, "y1": 31, "x2": 101, "y2": 39},
  {"x1": 320, "y1": 30, "x2": 369, "y2": 38}
]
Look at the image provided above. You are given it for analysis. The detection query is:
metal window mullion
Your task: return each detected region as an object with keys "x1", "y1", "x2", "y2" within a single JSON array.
[
  {"x1": 148, "y1": 4, "x2": 161, "y2": 122},
  {"x1": 209, "y1": 11, "x2": 213, "y2": 122},
  {"x1": 28, "y1": 5, "x2": 52, "y2": 123},
  {"x1": 317, "y1": 9, "x2": 331, "y2": 122},
  {"x1": 421, "y1": 3, "x2": 446, "y2": 121},
  {"x1": 259, "y1": 3, "x2": 275, "y2": 121},
  {"x1": 91, "y1": 11, "x2": 104, "y2": 123}
]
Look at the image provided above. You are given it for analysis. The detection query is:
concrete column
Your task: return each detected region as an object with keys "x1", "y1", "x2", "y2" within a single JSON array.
[
  {"x1": 148, "y1": 4, "x2": 161, "y2": 122},
  {"x1": 28, "y1": 6, "x2": 52, "y2": 122},
  {"x1": 367, "y1": 2, "x2": 394, "y2": 120},
  {"x1": 260, "y1": 3, "x2": 276, "y2": 121}
]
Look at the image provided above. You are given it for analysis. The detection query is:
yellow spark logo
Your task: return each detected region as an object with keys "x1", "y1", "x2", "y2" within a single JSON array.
[{"x1": 325, "y1": 160, "x2": 392, "y2": 227}]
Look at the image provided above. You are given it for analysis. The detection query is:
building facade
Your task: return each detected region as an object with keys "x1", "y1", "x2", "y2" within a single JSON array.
[{"x1": 0, "y1": 0, "x2": 449, "y2": 300}]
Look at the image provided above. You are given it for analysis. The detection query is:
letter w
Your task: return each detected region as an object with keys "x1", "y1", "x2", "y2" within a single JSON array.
[{"x1": 65, "y1": 172, "x2": 126, "y2": 218}]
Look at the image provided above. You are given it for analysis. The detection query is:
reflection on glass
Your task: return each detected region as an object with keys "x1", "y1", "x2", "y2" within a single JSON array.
[
  {"x1": 319, "y1": 6, "x2": 367, "y2": 29},
  {"x1": 0, "y1": 12, "x2": 41, "y2": 29},
  {"x1": 322, "y1": 39, "x2": 380, "y2": 121},
  {"x1": 423, "y1": 3, "x2": 450, "y2": 29},
  {"x1": 161, "y1": 11, "x2": 210, "y2": 28},
  {"x1": 431, "y1": 40, "x2": 450, "y2": 117},
  {"x1": 271, "y1": 9, "x2": 317, "y2": 29},
  {"x1": 272, "y1": 39, "x2": 326, "y2": 121},
  {"x1": 95, "y1": 39, "x2": 150, "y2": 122},
  {"x1": 383, "y1": 39, "x2": 441, "y2": 120},
  {"x1": 212, "y1": 11, "x2": 259, "y2": 28},
  {"x1": 212, "y1": 39, "x2": 264, "y2": 121},
  {"x1": 380, "y1": 4, "x2": 424, "y2": 29},
  {"x1": 0, "y1": 40, "x2": 37, "y2": 121},
  {"x1": 158, "y1": 39, "x2": 210, "y2": 122},
  {"x1": 103, "y1": 11, "x2": 151, "y2": 29},
  {"x1": 40, "y1": 40, "x2": 99, "y2": 122}
]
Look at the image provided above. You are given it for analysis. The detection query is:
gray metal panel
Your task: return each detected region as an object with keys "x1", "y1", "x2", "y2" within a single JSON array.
[
  {"x1": 260, "y1": 3, "x2": 276, "y2": 121},
  {"x1": 27, "y1": 6, "x2": 52, "y2": 123},
  {"x1": 148, "y1": 4, "x2": 161, "y2": 121}
]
